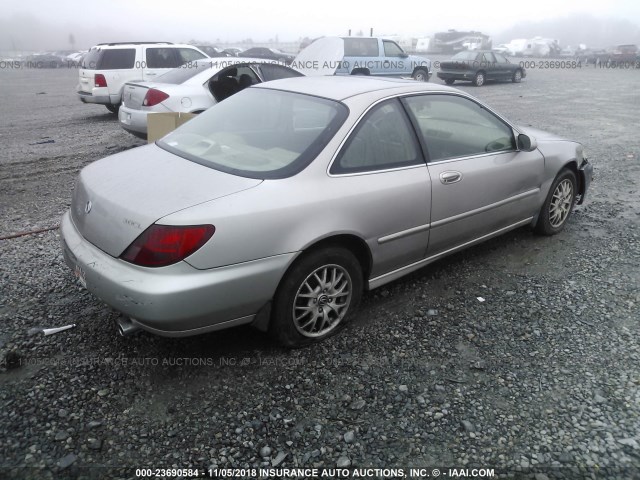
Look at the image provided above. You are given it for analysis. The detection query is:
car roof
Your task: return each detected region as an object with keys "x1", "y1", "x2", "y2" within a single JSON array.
[
  {"x1": 188, "y1": 58, "x2": 297, "y2": 81},
  {"x1": 192, "y1": 57, "x2": 291, "y2": 67},
  {"x1": 253, "y1": 75, "x2": 457, "y2": 102},
  {"x1": 91, "y1": 43, "x2": 197, "y2": 49}
]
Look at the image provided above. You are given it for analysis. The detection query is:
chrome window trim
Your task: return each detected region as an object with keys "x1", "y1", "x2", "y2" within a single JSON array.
[
  {"x1": 328, "y1": 91, "x2": 524, "y2": 178},
  {"x1": 328, "y1": 163, "x2": 427, "y2": 178},
  {"x1": 425, "y1": 148, "x2": 517, "y2": 166}
]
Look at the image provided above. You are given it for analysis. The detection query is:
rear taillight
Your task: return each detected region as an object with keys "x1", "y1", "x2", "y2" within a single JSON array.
[
  {"x1": 120, "y1": 224, "x2": 215, "y2": 267},
  {"x1": 143, "y1": 88, "x2": 170, "y2": 107},
  {"x1": 94, "y1": 74, "x2": 107, "y2": 88}
]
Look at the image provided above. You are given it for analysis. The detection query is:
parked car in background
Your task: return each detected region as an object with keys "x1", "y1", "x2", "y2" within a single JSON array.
[
  {"x1": 606, "y1": 44, "x2": 638, "y2": 63},
  {"x1": 223, "y1": 47, "x2": 245, "y2": 57},
  {"x1": 22, "y1": 53, "x2": 66, "y2": 68},
  {"x1": 118, "y1": 58, "x2": 302, "y2": 138},
  {"x1": 295, "y1": 36, "x2": 432, "y2": 81},
  {"x1": 61, "y1": 76, "x2": 591, "y2": 346},
  {"x1": 239, "y1": 47, "x2": 296, "y2": 64},
  {"x1": 437, "y1": 50, "x2": 525, "y2": 86},
  {"x1": 77, "y1": 42, "x2": 207, "y2": 113},
  {"x1": 493, "y1": 44, "x2": 513, "y2": 55},
  {"x1": 195, "y1": 45, "x2": 232, "y2": 57},
  {"x1": 66, "y1": 51, "x2": 87, "y2": 64}
]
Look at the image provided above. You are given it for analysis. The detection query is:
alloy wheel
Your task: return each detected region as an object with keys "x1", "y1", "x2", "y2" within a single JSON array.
[
  {"x1": 292, "y1": 264, "x2": 352, "y2": 337},
  {"x1": 549, "y1": 179, "x2": 574, "y2": 227}
]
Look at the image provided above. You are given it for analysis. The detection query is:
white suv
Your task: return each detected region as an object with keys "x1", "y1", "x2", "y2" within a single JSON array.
[{"x1": 77, "y1": 42, "x2": 207, "y2": 113}]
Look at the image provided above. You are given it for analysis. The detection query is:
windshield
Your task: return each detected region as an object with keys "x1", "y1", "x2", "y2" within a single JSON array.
[
  {"x1": 158, "y1": 88, "x2": 348, "y2": 179},
  {"x1": 451, "y1": 51, "x2": 479, "y2": 61},
  {"x1": 155, "y1": 61, "x2": 213, "y2": 84}
]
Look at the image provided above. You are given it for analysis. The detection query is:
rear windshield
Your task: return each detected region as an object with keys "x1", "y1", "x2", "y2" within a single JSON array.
[
  {"x1": 81, "y1": 49, "x2": 102, "y2": 69},
  {"x1": 452, "y1": 51, "x2": 479, "y2": 61},
  {"x1": 155, "y1": 61, "x2": 212, "y2": 84},
  {"x1": 158, "y1": 88, "x2": 348, "y2": 179},
  {"x1": 81, "y1": 48, "x2": 135, "y2": 70}
]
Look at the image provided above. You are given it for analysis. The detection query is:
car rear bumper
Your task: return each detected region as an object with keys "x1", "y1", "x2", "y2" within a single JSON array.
[
  {"x1": 60, "y1": 211, "x2": 296, "y2": 337},
  {"x1": 77, "y1": 90, "x2": 112, "y2": 105},
  {"x1": 437, "y1": 71, "x2": 473, "y2": 81},
  {"x1": 118, "y1": 105, "x2": 149, "y2": 136}
]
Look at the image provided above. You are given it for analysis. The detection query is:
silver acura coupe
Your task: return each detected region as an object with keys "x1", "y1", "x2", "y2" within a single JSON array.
[{"x1": 61, "y1": 76, "x2": 593, "y2": 346}]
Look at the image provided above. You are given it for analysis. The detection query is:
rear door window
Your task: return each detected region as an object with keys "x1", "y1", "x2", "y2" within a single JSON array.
[
  {"x1": 178, "y1": 48, "x2": 206, "y2": 63},
  {"x1": 98, "y1": 49, "x2": 135, "y2": 69},
  {"x1": 344, "y1": 38, "x2": 379, "y2": 56},
  {"x1": 146, "y1": 48, "x2": 180, "y2": 68},
  {"x1": 331, "y1": 99, "x2": 422, "y2": 174}
]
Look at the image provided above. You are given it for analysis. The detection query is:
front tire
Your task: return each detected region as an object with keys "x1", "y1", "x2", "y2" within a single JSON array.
[
  {"x1": 535, "y1": 169, "x2": 577, "y2": 235},
  {"x1": 270, "y1": 248, "x2": 363, "y2": 347},
  {"x1": 444, "y1": 79, "x2": 455, "y2": 85},
  {"x1": 412, "y1": 68, "x2": 430, "y2": 82}
]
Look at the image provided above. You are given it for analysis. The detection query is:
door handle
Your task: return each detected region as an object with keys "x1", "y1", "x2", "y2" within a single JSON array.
[{"x1": 440, "y1": 171, "x2": 462, "y2": 184}]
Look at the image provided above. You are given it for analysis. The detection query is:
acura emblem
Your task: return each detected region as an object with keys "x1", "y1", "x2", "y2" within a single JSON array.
[{"x1": 84, "y1": 201, "x2": 92, "y2": 214}]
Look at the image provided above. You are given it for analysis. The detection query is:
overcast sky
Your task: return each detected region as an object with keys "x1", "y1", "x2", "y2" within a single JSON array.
[{"x1": 1, "y1": 0, "x2": 639, "y2": 50}]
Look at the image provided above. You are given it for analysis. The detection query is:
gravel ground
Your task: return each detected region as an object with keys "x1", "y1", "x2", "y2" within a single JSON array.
[{"x1": 0, "y1": 61, "x2": 639, "y2": 480}]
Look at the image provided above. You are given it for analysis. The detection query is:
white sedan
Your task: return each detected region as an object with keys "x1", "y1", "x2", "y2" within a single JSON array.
[{"x1": 118, "y1": 58, "x2": 302, "y2": 138}]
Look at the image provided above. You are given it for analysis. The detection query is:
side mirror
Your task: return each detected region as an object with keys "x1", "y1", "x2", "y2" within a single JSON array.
[{"x1": 517, "y1": 134, "x2": 537, "y2": 152}]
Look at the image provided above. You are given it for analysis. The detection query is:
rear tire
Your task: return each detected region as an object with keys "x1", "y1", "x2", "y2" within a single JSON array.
[
  {"x1": 444, "y1": 79, "x2": 455, "y2": 85},
  {"x1": 535, "y1": 169, "x2": 577, "y2": 235},
  {"x1": 270, "y1": 247, "x2": 363, "y2": 347},
  {"x1": 473, "y1": 71, "x2": 485, "y2": 86},
  {"x1": 105, "y1": 104, "x2": 120, "y2": 114}
]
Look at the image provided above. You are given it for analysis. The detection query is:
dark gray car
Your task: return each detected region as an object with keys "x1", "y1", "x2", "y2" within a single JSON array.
[{"x1": 437, "y1": 50, "x2": 526, "y2": 86}]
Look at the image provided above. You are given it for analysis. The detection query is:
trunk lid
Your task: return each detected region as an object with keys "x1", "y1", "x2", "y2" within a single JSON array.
[
  {"x1": 440, "y1": 60, "x2": 471, "y2": 71},
  {"x1": 121, "y1": 82, "x2": 151, "y2": 110},
  {"x1": 71, "y1": 144, "x2": 262, "y2": 257}
]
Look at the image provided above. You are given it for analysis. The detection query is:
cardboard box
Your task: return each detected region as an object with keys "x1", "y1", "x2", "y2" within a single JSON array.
[{"x1": 147, "y1": 112, "x2": 197, "y2": 143}]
